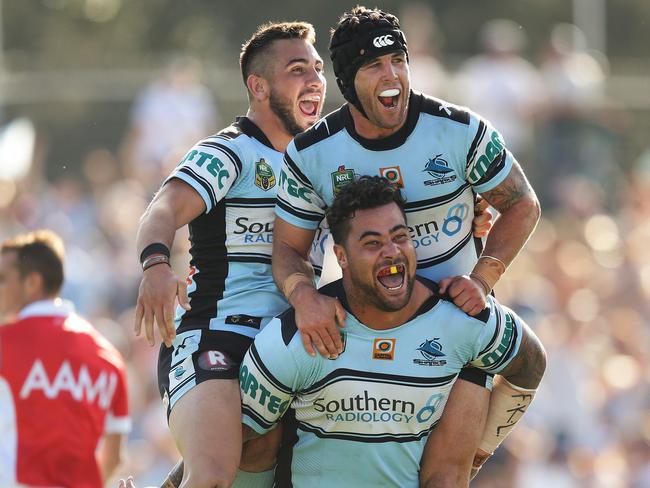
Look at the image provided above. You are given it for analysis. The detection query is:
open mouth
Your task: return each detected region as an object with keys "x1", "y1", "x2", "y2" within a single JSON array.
[
  {"x1": 378, "y1": 88, "x2": 400, "y2": 109},
  {"x1": 298, "y1": 95, "x2": 321, "y2": 117},
  {"x1": 376, "y1": 263, "x2": 406, "y2": 291}
]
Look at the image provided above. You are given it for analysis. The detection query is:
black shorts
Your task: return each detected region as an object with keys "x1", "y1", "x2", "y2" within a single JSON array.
[{"x1": 158, "y1": 328, "x2": 253, "y2": 419}]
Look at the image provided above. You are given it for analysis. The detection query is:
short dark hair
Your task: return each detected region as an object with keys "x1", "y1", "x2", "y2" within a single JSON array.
[
  {"x1": 331, "y1": 6, "x2": 402, "y2": 39},
  {"x1": 326, "y1": 176, "x2": 407, "y2": 244},
  {"x1": 240, "y1": 22, "x2": 316, "y2": 84},
  {"x1": 1, "y1": 230, "x2": 65, "y2": 295}
]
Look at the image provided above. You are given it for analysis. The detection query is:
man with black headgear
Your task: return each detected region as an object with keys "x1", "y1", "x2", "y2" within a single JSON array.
[{"x1": 272, "y1": 5, "x2": 545, "y2": 483}]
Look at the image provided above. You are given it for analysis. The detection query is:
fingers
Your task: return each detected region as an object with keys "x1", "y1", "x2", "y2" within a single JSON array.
[
  {"x1": 438, "y1": 277, "x2": 454, "y2": 294},
  {"x1": 445, "y1": 277, "x2": 486, "y2": 314},
  {"x1": 143, "y1": 307, "x2": 155, "y2": 346},
  {"x1": 473, "y1": 198, "x2": 493, "y2": 238},
  {"x1": 154, "y1": 301, "x2": 170, "y2": 346},
  {"x1": 310, "y1": 332, "x2": 335, "y2": 358},
  {"x1": 320, "y1": 329, "x2": 339, "y2": 358},
  {"x1": 335, "y1": 300, "x2": 347, "y2": 329},
  {"x1": 134, "y1": 301, "x2": 144, "y2": 336},
  {"x1": 162, "y1": 302, "x2": 175, "y2": 348},
  {"x1": 178, "y1": 279, "x2": 191, "y2": 311},
  {"x1": 301, "y1": 333, "x2": 316, "y2": 358},
  {"x1": 474, "y1": 196, "x2": 489, "y2": 213}
]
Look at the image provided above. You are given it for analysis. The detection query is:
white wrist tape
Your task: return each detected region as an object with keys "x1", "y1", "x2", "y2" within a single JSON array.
[{"x1": 479, "y1": 376, "x2": 537, "y2": 454}]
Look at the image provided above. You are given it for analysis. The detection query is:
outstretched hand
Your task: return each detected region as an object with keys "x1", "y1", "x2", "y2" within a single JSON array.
[{"x1": 134, "y1": 263, "x2": 190, "y2": 347}]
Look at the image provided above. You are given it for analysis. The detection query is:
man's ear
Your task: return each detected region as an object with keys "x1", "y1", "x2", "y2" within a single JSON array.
[
  {"x1": 23, "y1": 271, "x2": 44, "y2": 300},
  {"x1": 246, "y1": 74, "x2": 270, "y2": 102},
  {"x1": 333, "y1": 244, "x2": 348, "y2": 269}
]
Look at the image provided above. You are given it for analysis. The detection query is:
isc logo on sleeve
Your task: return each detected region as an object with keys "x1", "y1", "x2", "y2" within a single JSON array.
[{"x1": 372, "y1": 338, "x2": 396, "y2": 360}]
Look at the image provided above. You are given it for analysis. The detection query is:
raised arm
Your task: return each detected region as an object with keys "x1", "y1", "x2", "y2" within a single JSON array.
[
  {"x1": 440, "y1": 161, "x2": 540, "y2": 315},
  {"x1": 272, "y1": 216, "x2": 345, "y2": 358},
  {"x1": 477, "y1": 160, "x2": 540, "y2": 274},
  {"x1": 134, "y1": 179, "x2": 204, "y2": 346}
]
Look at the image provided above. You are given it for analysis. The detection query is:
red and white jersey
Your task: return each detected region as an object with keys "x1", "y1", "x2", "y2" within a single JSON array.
[{"x1": 0, "y1": 299, "x2": 131, "y2": 488}]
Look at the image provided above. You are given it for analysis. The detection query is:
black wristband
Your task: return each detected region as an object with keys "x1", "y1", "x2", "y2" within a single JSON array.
[{"x1": 139, "y1": 243, "x2": 171, "y2": 264}]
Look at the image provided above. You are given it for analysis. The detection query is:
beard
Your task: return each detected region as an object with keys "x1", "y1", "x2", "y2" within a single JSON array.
[
  {"x1": 349, "y1": 267, "x2": 416, "y2": 313},
  {"x1": 269, "y1": 90, "x2": 305, "y2": 136}
]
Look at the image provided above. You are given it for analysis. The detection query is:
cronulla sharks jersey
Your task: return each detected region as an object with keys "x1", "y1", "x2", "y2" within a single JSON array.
[
  {"x1": 276, "y1": 91, "x2": 515, "y2": 281},
  {"x1": 240, "y1": 280, "x2": 523, "y2": 487},
  {"x1": 166, "y1": 117, "x2": 287, "y2": 337}
]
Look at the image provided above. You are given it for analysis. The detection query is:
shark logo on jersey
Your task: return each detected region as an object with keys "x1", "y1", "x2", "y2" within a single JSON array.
[
  {"x1": 423, "y1": 154, "x2": 456, "y2": 187},
  {"x1": 413, "y1": 338, "x2": 447, "y2": 366},
  {"x1": 254, "y1": 159, "x2": 276, "y2": 191},
  {"x1": 331, "y1": 165, "x2": 356, "y2": 194}
]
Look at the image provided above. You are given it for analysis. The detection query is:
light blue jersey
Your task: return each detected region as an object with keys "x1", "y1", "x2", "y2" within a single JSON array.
[
  {"x1": 166, "y1": 117, "x2": 287, "y2": 338},
  {"x1": 240, "y1": 279, "x2": 523, "y2": 487},
  {"x1": 276, "y1": 91, "x2": 515, "y2": 281}
]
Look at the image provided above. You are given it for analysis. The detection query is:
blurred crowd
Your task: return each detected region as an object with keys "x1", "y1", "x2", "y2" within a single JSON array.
[{"x1": 1, "y1": 12, "x2": 649, "y2": 488}]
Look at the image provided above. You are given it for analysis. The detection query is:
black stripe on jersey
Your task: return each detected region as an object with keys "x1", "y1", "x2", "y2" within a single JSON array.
[
  {"x1": 276, "y1": 197, "x2": 324, "y2": 222},
  {"x1": 199, "y1": 141, "x2": 243, "y2": 178},
  {"x1": 169, "y1": 373, "x2": 196, "y2": 398},
  {"x1": 228, "y1": 255, "x2": 272, "y2": 265},
  {"x1": 278, "y1": 308, "x2": 299, "y2": 346},
  {"x1": 478, "y1": 305, "x2": 502, "y2": 357},
  {"x1": 404, "y1": 184, "x2": 470, "y2": 211},
  {"x1": 242, "y1": 404, "x2": 275, "y2": 430},
  {"x1": 293, "y1": 110, "x2": 345, "y2": 151},
  {"x1": 466, "y1": 120, "x2": 487, "y2": 169},
  {"x1": 420, "y1": 94, "x2": 470, "y2": 125},
  {"x1": 178, "y1": 167, "x2": 217, "y2": 209},
  {"x1": 214, "y1": 121, "x2": 243, "y2": 140},
  {"x1": 275, "y1": 408, "x2": 298, "y2": 488},
  {"x1": 283, "y1": 153, "x2": 314, "y2": 189},
  {"x1": 225, "y1": 197, "x2": 276, "y2": 207},
  {"x1": 417, "y1": 230, "x2": 473, "y2": 268},
  {"x1": 180, "y1": 201, "x2": 228, "y2": 327},
  {"x1": 248, "y1": 343, "x2": 293, "y2": 394},
  {"x1": 341, "y1": 92, "x2": 422, "y2": 151},
  {"x1": 474, "y1": 149, "x2": 508, "y2": 187},
  {"x1": 298, "y1": 420, "x2": 437, "y2": 443},
  {"x1": 304, "y1": 369, "x2": 457, "y2": 394},
  {"x1": 235, "y1": 116, "x2": 276, "y2": 150}
]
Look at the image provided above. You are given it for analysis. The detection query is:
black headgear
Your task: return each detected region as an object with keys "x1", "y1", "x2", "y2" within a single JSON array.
[{"x1": 330, "y1": 19, "x2": 409, "y2": 116}]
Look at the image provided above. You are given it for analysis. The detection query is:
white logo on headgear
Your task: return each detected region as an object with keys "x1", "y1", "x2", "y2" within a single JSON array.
[{"x1": 372, "y1": 35, "x2": 395, "y2": 48}]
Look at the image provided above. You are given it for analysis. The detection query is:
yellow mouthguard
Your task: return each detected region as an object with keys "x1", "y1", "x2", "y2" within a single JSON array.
[{"x1": 390, "y1": 265, "x2": 398, "y2": 274}]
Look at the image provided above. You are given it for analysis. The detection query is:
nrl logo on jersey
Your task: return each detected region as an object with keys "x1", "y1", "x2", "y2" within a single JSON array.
[
  {"x1": 255, "y1": 158, "x2": 276, "y2": 191},
  {"x1": 413, "y1": 338, "x2": 447, "y2": 366},
  {"x1": 331, "y1": 165, "x2": 356, "y2": 194},
  {"x1": 423, "y1": 154, "x2": 456, "y2": 187}
]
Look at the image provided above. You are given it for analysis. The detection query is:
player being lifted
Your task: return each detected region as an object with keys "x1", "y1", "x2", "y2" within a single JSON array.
[{"x1": 272, "y1": 6, "x2": 546, "y2": 475}]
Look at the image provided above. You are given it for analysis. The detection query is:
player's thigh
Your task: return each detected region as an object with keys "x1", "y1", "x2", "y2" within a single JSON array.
[
  {"x1": 158, "y1": 329, "x2": 253, "y2": 472},
  {"x1": 169, "y1": 378, "x2": 243, "y2": 467},
  {"x1": 420, "y1": 372, "x2": 491, "y2": 479}
]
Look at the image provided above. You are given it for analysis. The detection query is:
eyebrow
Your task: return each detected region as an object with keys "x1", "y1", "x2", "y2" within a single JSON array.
[
  {"x1": 358, "y1": 224, "x2": 408, "y2": 240},
  {"x1": 286, "y1": 58, "x2": 323, "y2": 68}
]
